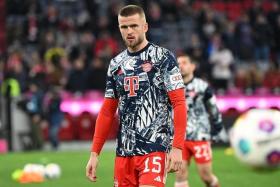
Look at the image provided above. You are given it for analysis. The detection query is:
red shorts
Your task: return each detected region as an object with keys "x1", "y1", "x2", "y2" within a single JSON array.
[
  {"x1": 182, "y1": 141, "x2": 212, "y2": 164},
  {"x1": 114, "y1": 152, "x2": 167, "y2": 187}
]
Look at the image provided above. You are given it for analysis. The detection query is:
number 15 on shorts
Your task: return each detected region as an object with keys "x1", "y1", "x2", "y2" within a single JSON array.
[{"x1": 144, "y1": 156, "x2": 162, "y2": 173}]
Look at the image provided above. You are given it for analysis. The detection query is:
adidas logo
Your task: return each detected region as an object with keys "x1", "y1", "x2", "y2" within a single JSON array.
[{"x1": 154, "y1": 176, "x2": 161, "y2": 182}]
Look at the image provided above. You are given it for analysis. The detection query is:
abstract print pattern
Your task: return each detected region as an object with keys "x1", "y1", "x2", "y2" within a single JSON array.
[{"x1": 105, "y1": 43, "x2": 184, "y2": 156}]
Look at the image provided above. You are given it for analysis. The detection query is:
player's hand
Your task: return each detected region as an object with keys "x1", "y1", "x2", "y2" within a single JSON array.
[
  {"x1": 166, "y1": 147, "x2": 183, "y2": 173},
  {"x1": 86, "y1": 152, "x2": 99, "y2": 182},
  {"x1": 211, "y1": 122, "x2": 223, "y2": 136},
  {"x1": 211, "y1": 135, "x2": 219, "y2": 143}
]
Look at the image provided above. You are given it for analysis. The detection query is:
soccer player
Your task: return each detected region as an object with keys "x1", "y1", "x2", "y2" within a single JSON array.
[
  {"x1": 174, "y1": 55, "x2": 223, "y2": 187},
  {"x1": 86, "y1": 5, "x2": 187, "y2": 187}
]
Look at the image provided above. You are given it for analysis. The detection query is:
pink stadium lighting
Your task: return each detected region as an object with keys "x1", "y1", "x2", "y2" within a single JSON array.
[
  {"x1": 217, "y1": 96, "x2": 280, "y2": 112},
  {"x1": 89, "y1": 101, "x2": 103, "y2": 114},
  {"x1": 257, "y1": 99, "x2": 268, "y2": 108},
  {"x1": 61, "y1": 94, "x2": 280, "y2": 115},
  {"x1": 60, "y1": 98, "x2": 104, "y2": 116},
  {"x1": 237, "y1": 99, "x2": 247, "y2": 111}
]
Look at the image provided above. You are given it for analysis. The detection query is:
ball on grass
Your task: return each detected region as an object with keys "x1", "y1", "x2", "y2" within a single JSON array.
[{"x1": 44, "y1": 163, "x2": 61, "y2": 179}]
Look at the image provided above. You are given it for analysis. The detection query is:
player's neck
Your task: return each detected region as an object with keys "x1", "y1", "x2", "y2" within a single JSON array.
[
  {"x1": 183, "y1": 74, "x2": 194, "y2": 84},
  {"x1": 127, "y1": 39, "x2": 149, "y2": 53}
]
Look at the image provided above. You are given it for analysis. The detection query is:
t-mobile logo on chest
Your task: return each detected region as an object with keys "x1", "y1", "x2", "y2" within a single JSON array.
[{"x1": 124, "y1": 76, "x2": 139, "y2": 97}]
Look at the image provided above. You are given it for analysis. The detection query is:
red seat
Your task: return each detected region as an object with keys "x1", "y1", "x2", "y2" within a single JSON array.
[
  {"x1": 262, "y1": 1, "x2": 272, "y2": 13},
  {"x1": 192, "y1": 0, "x2": 203, "y2": 10},
  {"x1": 242, "y1": 0, "x2": 254, "y2": 10},
  {"x1": 211, "y1": 1, "x2": 226, "y2": 12},
  {"x1": 58, "y1": 113, "x2": 75, "y2": 141},
  {"x1": 76, "y1": 112, "x2": 96, "y2": 140},
  {"x1": 227, "y1": 2, "x2": 242, "y2": 21}
]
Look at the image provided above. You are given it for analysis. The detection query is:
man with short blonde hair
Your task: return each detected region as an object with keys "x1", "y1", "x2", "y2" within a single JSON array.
[{"x1": 86, "y1": 5, "x2": 187, "y2": 187}]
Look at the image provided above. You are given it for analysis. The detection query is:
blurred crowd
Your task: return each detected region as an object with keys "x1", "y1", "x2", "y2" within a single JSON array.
[
  {"x1": 2, "y1": 0, "x2": 280, "y2": 96},
  {"x1": 1, "y1": 0, "x2": 280, "y2": 147}
]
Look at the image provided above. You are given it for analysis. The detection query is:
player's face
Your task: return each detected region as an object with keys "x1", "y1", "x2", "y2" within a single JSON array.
[
  {"x1": 118, "y1": 14, "x2": 148, "y2": 51},
  {"x1": 177, "y1": 56, "x2": 195, "y2": 77}
]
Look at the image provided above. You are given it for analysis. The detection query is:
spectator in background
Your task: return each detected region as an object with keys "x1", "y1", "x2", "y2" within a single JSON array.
[
  {"x1": 85, "y1": 57, "x2": 107, "y2": 91},
  {"x1": 28, "y1": 51, "x2": 47, "y2": 90},
  {"x1": 65, "y1": 57, "x2": 87, "y2": 93},
  {"x1": 248, "y1": 0, "x2": 264, "y2": 25},
  {"x1": 41, "y1": 4, "x2": 59, "y2": 30},
  {"x1": 94, "y1": 30, "x2": 119, "y2": 63},
  {"x1": 253, "y1": 13, "x2": 273, "y2": 70},
  {"x1": 266, "y1": 1, "x2": 280, "y2": 67},
  {"x1": 6, "y1": 51, "x2": 29, "y2": 93},
  {"x1": 222, "y1": 21, "x2": 237, "y2": 57},
  {"x1": 79, "y1": 31, "x2": 95, "y2": 63},
  {"x1": 19, "y1": 81, "x2": 44, "y2": 150},
  {"x1": 209, "y1": 35, "x2": 234, "y2": 91},
  {"x1": 147, "y1": 1, "x2": 163, "y2": 44},
  {"x1": 197, "y1": 4, "x2": 220, "y2": 47},
  {"x1": 44, "y1": 49, "x2": 66, "y2": 88},
  {"x1": 235, "y1": 13, "x2": 254, "y2": 61},
  {"x1": 24, "y1": 0, "x2": 41, "y2": 45},
  {"x1": 185, "y1": 34, "x2": 206, "y2": 78},
  {"x1": 57, "y1": 28, "x2": 79, "y2": 53},
  {"x1": 273, "y1": 15, "x2": 280, "y2": 67},
  {"x1": 1, "y1": 72, "x2": 21, "y2": 97},
  {"x1": 45, "y1": 87, "x2": 64, "y2": 150},
  {"x1": 108, "y1": 1, "x2": 125, "y2": 37},
  {"x1": 267, "y1": 1, "x2": 280, "y2": 30}
]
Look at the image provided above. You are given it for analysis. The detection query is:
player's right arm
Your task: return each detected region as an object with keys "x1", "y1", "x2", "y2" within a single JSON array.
[
  {"x1": 86, "y1": 60, "x2": 119, "y2": 182},
  {"x1": 86, "y1": 98, "x2": 118, "y2": 182}
]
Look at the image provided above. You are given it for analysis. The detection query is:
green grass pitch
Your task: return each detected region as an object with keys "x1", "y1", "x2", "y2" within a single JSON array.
[{"x1": 1, "y1": 148, "x2": 279, "y2": 187}]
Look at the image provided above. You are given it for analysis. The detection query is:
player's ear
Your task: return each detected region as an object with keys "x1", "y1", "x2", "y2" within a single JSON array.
[
  {"x1": 143, "y1": 22, "x2": 148, "y2": 33},
  {"x1": 192, "y1": 63, "x2": 196, "y2": 71}
]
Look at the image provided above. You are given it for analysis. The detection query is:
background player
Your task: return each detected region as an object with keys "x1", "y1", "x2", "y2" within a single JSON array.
[
  {"x1": 86, "y1": 5, "x2": 187, "y2": 187},
  {"x1": 174, "y1": 55, "x2": 223, "y2": 187}
]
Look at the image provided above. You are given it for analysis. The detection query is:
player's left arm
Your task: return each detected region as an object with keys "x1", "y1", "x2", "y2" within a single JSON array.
[
  {"x1": 167, "y1": 88, "x2": 187, "y2": 172},
  {"x1": 168, "y1": 89, "x2": 187, "y2": 149},
  {"x1": 161, "y1": 50, "x2": 187, "y2": 149},
  {"x1": 203, "y1": 86, "x2": 223, "y2": 136},
  {"x1": 161, "y1": 50, "x2": 187, "y2": 172}
]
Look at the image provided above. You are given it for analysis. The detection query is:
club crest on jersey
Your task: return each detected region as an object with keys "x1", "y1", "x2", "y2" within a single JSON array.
[
  {"x1": 124, "y1": 76, "x2": 139, "y2": 97},
  {"x1": 141, "y1": 61, "x2": 152, "y2": 72}
]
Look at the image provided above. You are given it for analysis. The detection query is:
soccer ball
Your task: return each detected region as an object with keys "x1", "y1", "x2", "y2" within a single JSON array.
[
  {"x1": 229, "y1": 109, "x2": 280, "y2": 168},
  {"x1": 44, "y1": 163, "x2": 61, "y2": 179}
]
